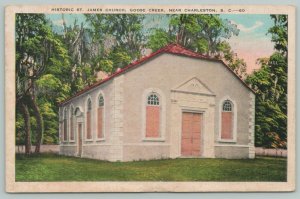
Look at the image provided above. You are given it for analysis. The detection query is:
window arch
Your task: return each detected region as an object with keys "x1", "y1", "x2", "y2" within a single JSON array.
[
  {"x1": 86, "y1": 98, "x2": 92, "y2": 140},
  {"x1": 69, "y1": 105, "x2": 75, "y2": 141},
  {"x1": 63, "y1": 108, "x2": 68, "y2": 141},
  {"x1": 223, "y1": 100, "x2": 232, "y2": 112},
  {"x1": 97, "y1": 93, "x2": 105, "y2": 139},
  {"x1": 99, "y1": 94, "x2": 104, "y2": 107},
  {"x1": 147, "y1": 94, "x2": 160, "y2": 105},
  {"x1": 220, "y1": 99, "x2": 234, "y2": 140},
  {"x1": 75, "y1": 107, "x2": 81, "y2": 117},
  {"x1": 88, "y1": 98, "x2": 92, "y2": 111},
  {"x1": 145, "y1": 92, "x2": 160, "y2": 138}
]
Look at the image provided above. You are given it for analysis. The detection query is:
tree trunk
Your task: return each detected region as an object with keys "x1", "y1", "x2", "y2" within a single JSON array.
[
  {"x1": 19, "y1": 100, "x2": 31, "y2": 154},
  {"x1": 28, "y1": 93, "x2": 44, "y2": 153}
]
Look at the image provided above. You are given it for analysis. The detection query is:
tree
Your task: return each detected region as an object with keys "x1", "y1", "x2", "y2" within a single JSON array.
[
  {"x1": 246, "y1": 15, "x2": 287, "y2": 148},
  {"x1": 85, "y1": 14, "x2": 145, "y2": 72},
  {"x1": 216, "y1": 41, "x2": 247, "y2": 78},
  {"x1": 147, "y1": 15, "x2": 238, "y2": 54},
  {"x1": 147, "y1": 14, "x2": 246, "y2": 77},
  {"x1": 147, "y1": 28, "x2": 175, "y2": 52},
  {"x1": 35, "y1": 74, "x2": 71, "y2": 144},
  {"x1": 16, "y1": 14, "x2": 70, "y2": 153}
]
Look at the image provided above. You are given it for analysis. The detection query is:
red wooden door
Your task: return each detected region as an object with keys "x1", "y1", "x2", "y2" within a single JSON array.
[{"x1": 181, "y1": 112, "x2": 202, "y2": 156}]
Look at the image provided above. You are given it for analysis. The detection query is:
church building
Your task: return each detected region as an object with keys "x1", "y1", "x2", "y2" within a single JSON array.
[{"x1": 59, "y1": 43, "x2": 255, "y2": 162}]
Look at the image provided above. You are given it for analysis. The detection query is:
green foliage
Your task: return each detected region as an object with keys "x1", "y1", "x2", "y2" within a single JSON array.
[
  {"x1": 108, "y1": 49, "x2": 132, "y2": 70},
  {"x1": 228, "y1": 57, "x2": 247, "y2": 77},
  {"x1": 217, "y1": 41, "x2": 233, "y2": 62},
  {"x1": 85, "y1": 14, "x2": 145, "y2": 73},
  {"x1": 96, "y1": 59, "x2": 113, "y2": 72},
  {"x1": 246, "y1": 15, "x2": 287, "y2": 148},
  {"x1": 147, "y1": 14, "x2": 246, "y2": 77},
  {"x1": 168, "y1": 14, "x2": 239, "y2": 54},
  {"x1": 73, "y1": 76, "x2": 85, "y2": 92},
  {"x1": 36, "y1": 74, "x2": 67, "y2": 101},
  {"x1": 16, "y1": 154, "x2": 287, "y2": 181},
  {"x1": 38, "y1": 101, "x2": 59, "y2": 144},
  {"x1": 16, "y1": 113, "x2": 25, "y2": 145},
  {"x1": 16, "y1": 14, "x2": 48, "y2": 98},
  {"x1": 16, "y1": 14, "x2": 72, "y2": 147},
  {"x1": 103, "y1": 14, "x2": 145, "y2": 60},
  {"x1": 196, "y1": 38, "x2": 209, "y2": 54},
  {"x1": 268, "y1": 15, "x2": 288, "y2": 53},
  {"x1": 147, "y1": 29, "x2": 175, "y2": 51}
]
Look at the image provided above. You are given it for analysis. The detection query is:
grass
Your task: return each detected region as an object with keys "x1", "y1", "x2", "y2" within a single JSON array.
[{"x1": 15, "y1": 153, "x2": 287, "y2": 182}]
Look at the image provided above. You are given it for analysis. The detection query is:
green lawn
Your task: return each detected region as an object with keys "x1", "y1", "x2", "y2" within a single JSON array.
[{"x1": 15, "y1": 154, "x2": 287, "y2": 182}]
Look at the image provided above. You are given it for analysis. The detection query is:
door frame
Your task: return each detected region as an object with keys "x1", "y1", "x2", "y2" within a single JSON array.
[{"x1": 180, "y1": 109, "x2": 205, "y2": 157}]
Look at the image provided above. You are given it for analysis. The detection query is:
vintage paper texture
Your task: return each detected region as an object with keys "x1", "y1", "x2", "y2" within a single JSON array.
[{"x1": 5, "y1": 4, "x2": 296, "y2": 192}]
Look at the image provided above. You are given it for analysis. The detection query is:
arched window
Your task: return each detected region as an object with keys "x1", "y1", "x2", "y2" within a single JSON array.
[
  {"x1": 97, "y1": 94, "x2": 104, "y2": 139},
  {"x1": 69, "y1": 106, "x2": 75, "y2": 141},
  {"x1": 75, "y1": 107, "x2": 81, "y2": 116},
  {"x1": 221, "y1": 100, "x2": 234, "y2": 139},
  {"x1": 145, "y1": 93, "x2": 160, "y2": 138},
  {"x1": 63, "y1": 108, "x2": 68, "y2": 141},
  {"x1": 86, "y1": 98, "x2": 92, "y2": 140}
]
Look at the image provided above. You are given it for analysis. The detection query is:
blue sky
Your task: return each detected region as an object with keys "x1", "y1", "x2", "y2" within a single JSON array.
[
  {"x1": 220, "y1": 14, "x2": 273, "y2": 36},
  {"x1": 46, "y1": 14, "x2": 275, "y2": 73}
]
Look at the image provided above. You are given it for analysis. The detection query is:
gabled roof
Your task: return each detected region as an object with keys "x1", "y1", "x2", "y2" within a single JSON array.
[{"x1": 59, "y1": 43, "x2": 254, "y2": 106}]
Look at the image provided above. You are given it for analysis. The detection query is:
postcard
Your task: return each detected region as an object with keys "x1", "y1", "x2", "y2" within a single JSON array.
[{"x1": 5, "y1": 4, "x2": 295, "y2": 192}]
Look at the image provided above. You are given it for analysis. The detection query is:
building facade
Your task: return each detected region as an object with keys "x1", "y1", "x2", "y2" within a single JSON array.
[{"x1": 59, "y1": 44, "x2": 255, "y2": 162}]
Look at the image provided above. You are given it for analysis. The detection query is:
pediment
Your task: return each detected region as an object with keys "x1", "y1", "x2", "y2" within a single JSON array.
[{"x1": 172, "y1": 77, "x2": 214, "y2": 96}]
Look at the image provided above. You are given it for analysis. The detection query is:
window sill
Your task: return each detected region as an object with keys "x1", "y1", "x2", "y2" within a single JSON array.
[
  {"x1": 143, "y1": 138, "x2": 165, "y2": 142},
  {"x1": 217, "y1": 139, "x2": 237, "y2": 143},
  {"x1": 69, "y1": 140, "x2": 76, "y2": 143},
  {"x1": 96, "y1": 138, "x2": 105, "y2": 142},
  {"x1": 85, "y1": 139, "x2": 93, "y2": 142}
]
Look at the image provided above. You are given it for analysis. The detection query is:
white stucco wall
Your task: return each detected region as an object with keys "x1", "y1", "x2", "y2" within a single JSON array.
[
  {"x1": 59, "y1": 80, "x2": 117, "y2": 161},
  {"x1": 122, "y1": 53, "x2": 254, "y2": 160}
]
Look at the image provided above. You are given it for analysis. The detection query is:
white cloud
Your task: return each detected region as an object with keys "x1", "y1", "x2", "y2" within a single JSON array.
[{"x1": 231, "y1": 20, "x2": 264, "y2": 33}]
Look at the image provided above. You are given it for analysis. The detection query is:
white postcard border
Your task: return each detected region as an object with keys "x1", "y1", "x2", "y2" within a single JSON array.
[{"x1": 5, "y1": 4, "x2": 296, "y2": 192}]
